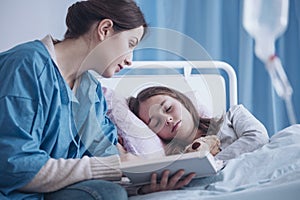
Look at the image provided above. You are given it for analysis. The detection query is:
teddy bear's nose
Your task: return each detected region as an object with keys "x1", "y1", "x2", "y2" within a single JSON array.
[{"x1": 192, "y1": 142, "x2": 201, "y2": 150}]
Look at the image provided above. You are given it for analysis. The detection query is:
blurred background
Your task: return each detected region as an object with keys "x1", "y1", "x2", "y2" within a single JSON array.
[{"x1": 0, "y1": 0, "x2": 299, "y2": 135}]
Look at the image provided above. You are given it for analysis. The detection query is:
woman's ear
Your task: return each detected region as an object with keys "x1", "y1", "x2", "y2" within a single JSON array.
[{"x1": 97, "y1": 19, "x2": 114, "y2": 41}]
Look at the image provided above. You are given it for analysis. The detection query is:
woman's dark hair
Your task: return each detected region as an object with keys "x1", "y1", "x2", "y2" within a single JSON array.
[
  {"x1": 128, "y1": 86, "x2": 223, "y2": 155},
  {"x1": 64, "y1": 0, "x2": 148, "y2": 39}
]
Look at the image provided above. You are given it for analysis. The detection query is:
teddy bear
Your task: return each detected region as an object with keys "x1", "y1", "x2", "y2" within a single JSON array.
[{"x1": 184, "y1": 135, "x2": 221, "y2": 156}]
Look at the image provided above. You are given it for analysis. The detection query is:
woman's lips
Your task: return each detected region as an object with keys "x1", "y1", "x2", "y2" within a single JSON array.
[
  {"x1": 116, "y1": 64, "x2": 123, "y2": 72},
  {"x1": 118, "y1": 64, "x2": 124, "y2": 70}
]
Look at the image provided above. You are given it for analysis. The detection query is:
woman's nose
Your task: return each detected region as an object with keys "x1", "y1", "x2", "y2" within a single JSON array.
[
  {"x1": 124, "y1": 58, "x2": 132, "y2": 66},
  {"x1": 124, "y1": 53, "x2": 133, "y2": 66}
]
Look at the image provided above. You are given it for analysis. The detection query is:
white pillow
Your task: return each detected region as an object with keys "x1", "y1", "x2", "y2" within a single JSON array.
[{"x1": 102, "y1": 87, "x2": 212, "y2": 156}]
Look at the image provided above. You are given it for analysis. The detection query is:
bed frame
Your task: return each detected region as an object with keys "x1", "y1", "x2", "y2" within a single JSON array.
[{"x1": 98, "y1": 60, "x2": 237, "y2": 116}]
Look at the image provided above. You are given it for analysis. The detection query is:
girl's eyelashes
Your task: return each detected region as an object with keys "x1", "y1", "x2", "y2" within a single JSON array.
[
  {"x1": 165, "y1": 105, "x2": 172, "y2": 112},
  {"x1": 149, "y1": 119, "x2": 160, "y2": 132}
]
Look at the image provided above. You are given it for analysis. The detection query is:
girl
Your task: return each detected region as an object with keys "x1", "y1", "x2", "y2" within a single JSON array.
[{"x1": 128, "y1": 86, "x2": 270, "y2": 160}]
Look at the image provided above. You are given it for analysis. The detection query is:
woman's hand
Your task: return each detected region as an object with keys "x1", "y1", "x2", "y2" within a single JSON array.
[{"x1": 138, "y1": 170, "x2": 196, "y2": 194}]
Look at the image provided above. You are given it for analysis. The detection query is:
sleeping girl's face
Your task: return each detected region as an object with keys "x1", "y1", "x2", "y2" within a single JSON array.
[{"x1": 138, "y1": 94, "x2": 196, "y2": 142}]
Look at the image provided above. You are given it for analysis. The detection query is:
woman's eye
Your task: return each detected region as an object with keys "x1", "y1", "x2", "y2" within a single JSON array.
[{"x1": 129, "y1": 42, "x2": 135, "y2": 48}]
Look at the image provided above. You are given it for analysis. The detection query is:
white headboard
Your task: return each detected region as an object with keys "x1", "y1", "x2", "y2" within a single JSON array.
[{"x1": 96, "y1": 61, "x2": 237, "y2": 117}]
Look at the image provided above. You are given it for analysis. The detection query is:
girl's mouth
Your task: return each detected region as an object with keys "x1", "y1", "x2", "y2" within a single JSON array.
[{"x1": 172, "y1": 120, "x2": 182, "y2": 133}]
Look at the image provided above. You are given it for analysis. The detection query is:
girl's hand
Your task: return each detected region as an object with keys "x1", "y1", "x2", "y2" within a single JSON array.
[{"x1": 138, "y1": 170, "x2": 196, "y2": 194}]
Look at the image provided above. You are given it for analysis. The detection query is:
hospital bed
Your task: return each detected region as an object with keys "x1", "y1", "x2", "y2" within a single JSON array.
[{"x1": 97, "y1": 61, "x2": 300, "y2": 200}]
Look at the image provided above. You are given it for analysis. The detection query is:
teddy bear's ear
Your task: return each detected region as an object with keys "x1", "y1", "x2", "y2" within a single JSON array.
[
  {"x1": 184, "y1": 136, "x2": 221, "y2": 156},
  {"x1": 192, "y1": 142, "x2": 201, "y2": 150},
  {"x1": 184, "y1": 139, "x2": 209, "y2": 153}
]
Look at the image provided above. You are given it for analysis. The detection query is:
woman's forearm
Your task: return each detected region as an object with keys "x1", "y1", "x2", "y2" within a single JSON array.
[{"x1": 20, "y1": 155, "x2": 121, "y2": 193}]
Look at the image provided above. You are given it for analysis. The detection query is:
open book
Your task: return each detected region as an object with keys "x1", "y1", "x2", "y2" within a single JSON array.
[{"x1": 121, "y1": 151, "x2": 224, "y2": 186}]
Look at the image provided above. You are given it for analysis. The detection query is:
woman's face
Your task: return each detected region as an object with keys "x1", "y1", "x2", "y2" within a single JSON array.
[
  {"x1": 88, "y1": 26, "x2": 144, "y2": 77},
  {"x1": 138, "y1": 95, "x2": 196, "y2": 142}
]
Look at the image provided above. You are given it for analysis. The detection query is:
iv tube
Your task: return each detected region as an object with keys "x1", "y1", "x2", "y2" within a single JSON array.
[
  {"x1": 243, "y1": 0, "x2": 297, "y2": 125},
  {"x1": 266, "y1": 55, "x2": 296, "y2": 124}
]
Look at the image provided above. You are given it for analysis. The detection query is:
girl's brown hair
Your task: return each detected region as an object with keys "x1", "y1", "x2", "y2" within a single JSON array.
[
  {"x1": 128, "y1": 86, "x2": 223, "y2": 155},
  {"x1": 64, "y1": 0, "x2": 148, "y2": 39}
]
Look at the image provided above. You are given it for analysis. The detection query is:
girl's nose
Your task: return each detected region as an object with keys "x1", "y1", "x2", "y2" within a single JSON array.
[{"x1": 165, "y1": 116, "x2": 173, "y2": 125}]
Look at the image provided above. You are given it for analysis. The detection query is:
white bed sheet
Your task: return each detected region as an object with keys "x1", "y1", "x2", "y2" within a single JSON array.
[{"x1": 129, "y1": 124, "x2": 300, "y2": 200}]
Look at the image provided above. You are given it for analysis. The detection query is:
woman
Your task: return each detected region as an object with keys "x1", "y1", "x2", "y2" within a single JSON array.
[
  {"x1": 128, "y1": 86, "x2": 270, "y2": 160},
  {"x1": 0, "y1": 0, "x2": 188, "y2": 199}
]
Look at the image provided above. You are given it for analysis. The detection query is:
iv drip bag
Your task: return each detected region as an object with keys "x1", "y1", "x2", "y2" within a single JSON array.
[
  {"x1": 243, "y1": 0, "x2": 289, "y2": 62},
  {"x1": 243, "y1": 0, "x2": 297, "y2": 125}
]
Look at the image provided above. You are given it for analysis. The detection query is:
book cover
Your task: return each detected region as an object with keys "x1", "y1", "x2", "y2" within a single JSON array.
[{"x1": 121, "y1": 151, "x2": 224, "y2": 185}]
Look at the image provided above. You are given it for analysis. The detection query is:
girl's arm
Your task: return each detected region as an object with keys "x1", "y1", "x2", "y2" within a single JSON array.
[{"x1": 216, "y1": 104, "x2": 269, "y2": 160}]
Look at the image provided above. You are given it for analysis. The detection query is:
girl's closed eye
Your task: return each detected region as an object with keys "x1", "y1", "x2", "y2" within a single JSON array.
[
  {"x1": 149, "y1": 119, "x2": 161, "y2": 132},
  {"x1": 164, "y1": 103, "x2": 172, "y2": 112},
  {"x1": 166, "y1": 106, "x2": 172, "y2": 112},
  {"x1": 154, "y1": 120, "x2": 161, "y2": 128}
]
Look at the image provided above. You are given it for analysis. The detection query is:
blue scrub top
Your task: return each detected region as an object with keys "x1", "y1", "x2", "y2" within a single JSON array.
[{"x1": 0, "y1": 40, "x2": 118, "y2": 199}]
